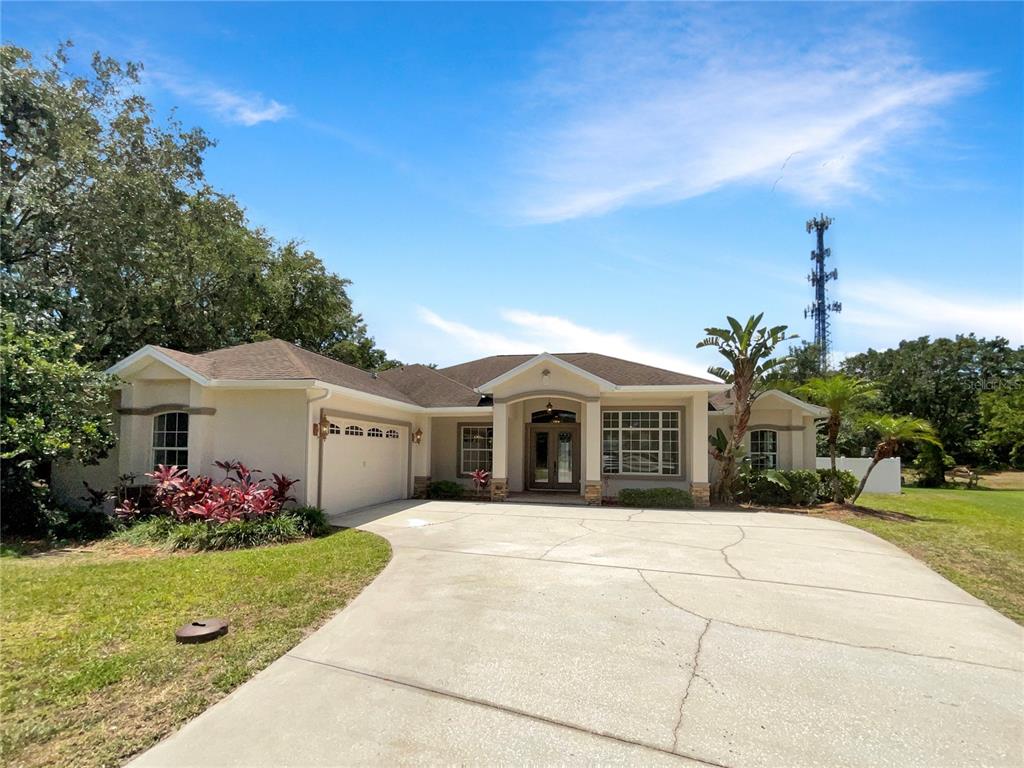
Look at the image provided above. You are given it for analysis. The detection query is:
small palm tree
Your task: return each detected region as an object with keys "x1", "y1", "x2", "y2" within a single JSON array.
[
  {"x1": 851, "y1": 415, "x2": 941, "y2": 504},
  {"x1": 697, "y1": 313, "x2": 796, "y2": 503},
  {"x1": 796, "y1": 374, "x2": 877, "y2": 503}
]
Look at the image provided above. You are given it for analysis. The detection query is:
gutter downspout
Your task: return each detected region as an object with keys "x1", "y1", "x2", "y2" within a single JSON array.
[{"x1": 306, "y1": 388, "x2": 330, "y2": 509}]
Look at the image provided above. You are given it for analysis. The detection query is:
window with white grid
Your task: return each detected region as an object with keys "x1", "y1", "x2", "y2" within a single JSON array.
[
  {"x1": 152, "y1": 412, "x2": 189, "y2": 468},
  {"x1": 367, "y1": 427, "x2": 384, "y2": 438},
  {"x1": 344, "y1": 425, "x2": 363, "y2": 436},
  {"x1": 460, "y1": 425, "x2": 493, "y2": 474},
  {"x1": 602, "y1": 410, "x2": 681, "y2": 476},
  {"x1": 750, "y1": 430, "x2": 778, "y2": 470}
]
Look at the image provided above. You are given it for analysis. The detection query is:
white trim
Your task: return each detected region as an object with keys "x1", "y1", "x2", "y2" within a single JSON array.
[
  {"x1": 425, "y1": 406, "x2": 494, "y2": 415},
  {"x1": 711, "y1": 388, "x2": 829, "y2": 417},
  {"x1": 474, "y1": 353, "x2": 616, "y2": 393},
  {"x1": 757, "y1": 389, "x2": 830, "y2": 417},
  {"x1": 611, "y1": 384, "x2": 729, "y2": 393},
  {"x1": 105, "y1": 346, "x2": 211, "y2": 386},
  {"x1": 207, "y1": 379, "x2": 314, "y2": 390}
]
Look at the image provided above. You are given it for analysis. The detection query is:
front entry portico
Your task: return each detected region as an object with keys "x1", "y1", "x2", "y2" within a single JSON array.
[{"x1": 525, "y1": 424, "x2": 580, "y2": 492}]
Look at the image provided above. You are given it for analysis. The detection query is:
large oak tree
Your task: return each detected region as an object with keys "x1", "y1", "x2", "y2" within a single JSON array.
[{"x1": 1, "y1": 43, "x2": 396, "y2": 370}]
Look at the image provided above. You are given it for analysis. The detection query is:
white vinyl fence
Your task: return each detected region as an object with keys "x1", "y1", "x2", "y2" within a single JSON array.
[{"x1": 816, "y1": 457, "x2": 902, "y2": 494}]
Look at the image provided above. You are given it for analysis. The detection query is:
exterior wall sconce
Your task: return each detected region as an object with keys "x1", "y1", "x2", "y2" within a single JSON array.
[
  {"x1": 411, "y1": 428, "x2": 423, "y2": 444},
  {"x1": 545, "y1": 401, "x2": 553, "y2": 414}
]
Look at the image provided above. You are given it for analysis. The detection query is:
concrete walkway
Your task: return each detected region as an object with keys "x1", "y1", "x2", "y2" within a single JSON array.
[{"x1": 133, "y1": 501, "x2": 1024, "y2": 767}]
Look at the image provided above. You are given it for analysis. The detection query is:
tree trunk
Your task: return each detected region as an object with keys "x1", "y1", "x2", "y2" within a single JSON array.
[
  {"x1": 830, "y1": 443, "x2": 841, "y2": 503},
  {"x1": 851, "y1": 458, "x2": 881, "y2": 504},
  {"x1": 715, "y1": 448, "x2": 736, "y2": 504}
]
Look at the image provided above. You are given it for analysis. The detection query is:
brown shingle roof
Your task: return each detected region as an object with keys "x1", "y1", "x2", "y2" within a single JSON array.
[
  {"x1": 438, "y1": 353, "x2": 718, "y2": 388},
  {"x1": 147, "y1": 342, "x2": 719, "y2": 407},
  {"x1": 376, "y1": 364, "x2": 483, "y2": 407},
  {"x1": 157, "y1": 339, "x2": 418, "y2": 405}
]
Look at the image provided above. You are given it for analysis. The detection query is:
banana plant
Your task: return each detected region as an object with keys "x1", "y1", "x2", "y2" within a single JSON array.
[{"x1": 697, "y1": 313, "x2": 796, "y2": 504}]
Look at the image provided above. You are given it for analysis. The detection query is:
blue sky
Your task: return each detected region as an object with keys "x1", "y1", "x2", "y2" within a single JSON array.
[{"x1": 5, "y1": 2, "x2": 1022, "y2": 374}]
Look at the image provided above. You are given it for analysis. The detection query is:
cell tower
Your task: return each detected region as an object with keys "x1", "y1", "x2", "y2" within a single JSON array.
[{"x1": 804, "y1": 214, "x2": 841, "y2": 371}]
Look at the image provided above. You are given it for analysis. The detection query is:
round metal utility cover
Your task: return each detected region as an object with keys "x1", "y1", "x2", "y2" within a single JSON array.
[{"x1": 175, "y1": 618, "x2": 228, "y2": 644}]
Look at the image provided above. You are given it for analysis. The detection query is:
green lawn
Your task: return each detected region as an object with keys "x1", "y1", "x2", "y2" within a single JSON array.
[
  {"x1": 836, "y1": 487, "x2": 1024, "y2": 624},
  {"x1": 0, "y1": 529, "x2": 390, "y2": 768}
]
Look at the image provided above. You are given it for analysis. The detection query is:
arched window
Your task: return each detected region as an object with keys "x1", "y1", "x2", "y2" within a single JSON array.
[
  {"x1": 531, "y1": 409, "x2": 577, "y2": 424},
  {"x1": 153, "y1": 412, "x2": 189, "y2": 468},
  {"x1": 750, "y1": 430, "x2": 778, "y2": 470},
  {"x1": 344, "y1": 425, "x2": 364, "y2": 436},
  {"x1": 328, "y1": 423, "x2": 342, "y2": 435},
  {"x1": 367, "y1": 427, "x2": 384, "y2": 438},
  {"x1": 385, "y1": 429, "x2": 400, "y2": 439}
]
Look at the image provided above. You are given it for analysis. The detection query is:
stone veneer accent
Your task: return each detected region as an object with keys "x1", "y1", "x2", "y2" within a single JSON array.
[
  {"x1": 490, "y1": 478, "x2": 508, "y2": 502},
  {"x1": 583, "y1": 482, "x2": 602, "y2": 506},
  {"x1": 413, "y1": 475, "x2": 431, "y2": 499},
  {"x1": 691, "y1": 481, "x2": 711, "y2": 508}
]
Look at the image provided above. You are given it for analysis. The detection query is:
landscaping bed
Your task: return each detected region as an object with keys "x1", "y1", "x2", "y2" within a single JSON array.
[{"x1": 0, "y1": 528, "x2": 391, "y2": 768}]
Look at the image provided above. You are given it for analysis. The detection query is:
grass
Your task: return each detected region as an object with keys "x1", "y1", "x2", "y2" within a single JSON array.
[
  {"x1": 0, "y1": 528, "x2": 390, "y2": 768},
  {"x1": 822, "y1": 481, "x2": 1024, "y2": 625}
]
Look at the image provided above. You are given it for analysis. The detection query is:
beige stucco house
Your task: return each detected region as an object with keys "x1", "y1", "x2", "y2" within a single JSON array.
[{"x1": 55, "y1": 339, "x2": 827, "y2": 511}]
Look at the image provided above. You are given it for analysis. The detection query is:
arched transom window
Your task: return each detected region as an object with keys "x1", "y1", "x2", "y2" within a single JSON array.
[{"x1": 153, "y1": 412, "x2": 189, "y2": 468}]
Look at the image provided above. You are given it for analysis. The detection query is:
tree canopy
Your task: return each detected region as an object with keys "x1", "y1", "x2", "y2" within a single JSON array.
[
  {"x1": 841, "y1": 334, "x2": 1024, "y2": 464},
  {"x1": 1, "y1": 42, "x2": 397, "y2": 370}
]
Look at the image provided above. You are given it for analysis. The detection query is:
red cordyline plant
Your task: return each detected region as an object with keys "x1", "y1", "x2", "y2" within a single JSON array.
[
  {"x1": 116, "y1": 461, "x2": 299, "y2": 524},
  {"x1": 469, "y1": 468, "x2": 490, "y2": 495}
]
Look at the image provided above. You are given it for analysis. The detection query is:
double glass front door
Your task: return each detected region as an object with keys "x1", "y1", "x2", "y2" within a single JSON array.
[{"x1": 527, "y1": 425, "x2": 580, "y2": 491}]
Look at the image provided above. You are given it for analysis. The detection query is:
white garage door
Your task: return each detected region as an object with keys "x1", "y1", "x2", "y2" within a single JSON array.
[{"x1": 321, "y1": 419, "x2": 408, "y2": 514}]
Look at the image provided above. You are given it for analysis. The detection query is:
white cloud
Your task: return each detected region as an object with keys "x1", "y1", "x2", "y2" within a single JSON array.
[
  {"x1": 512, "y1": 6, "x2": 981, "y2": 222},
  {"x1": 417, "y1": 306, "x2": 715, "y2": 379},
  {"x1": 840, "y1": 279, "x2": 1024, "y2": 345},
  {"x1": 148, "y1": 71, "x2": 290, "y2": 126}
]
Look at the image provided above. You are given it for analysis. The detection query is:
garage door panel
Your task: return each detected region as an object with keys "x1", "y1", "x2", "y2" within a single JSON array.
[{"x1": 322, "y1": 419, "x2": 408, "y2": 514}]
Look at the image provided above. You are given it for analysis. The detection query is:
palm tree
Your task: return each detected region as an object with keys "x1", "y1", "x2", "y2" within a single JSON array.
[
  {"x1": 697, "y1": 314, "x2": 796, "y2": 503},
  {"x1": 796, "y1": 374, "x2": 877, "y2": 502},
  {"x1": 851, "y1": 415, "x2": 941, "y2": 504}
]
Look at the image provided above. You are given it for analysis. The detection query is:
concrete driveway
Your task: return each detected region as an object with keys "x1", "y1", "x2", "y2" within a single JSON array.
[{"x1": 134, "y1": 500, "x2": 1023, "y2": 767}]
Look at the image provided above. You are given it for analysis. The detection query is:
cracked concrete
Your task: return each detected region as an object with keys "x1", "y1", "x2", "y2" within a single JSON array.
[{"x1": 132, "y1": 500, "x2": 1024, "y2": 767}]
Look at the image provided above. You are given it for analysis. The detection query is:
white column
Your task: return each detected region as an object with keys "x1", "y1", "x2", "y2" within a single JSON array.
[
  {"x1": 117, "y1": 385, "x2": 135, "y2": 477},
  {"x1": 584, "y1": 400, "x2": 601, "y2": 483},
  {"x1": 583, "y1": 399, "x2": 602, "y2": 504},
  {"x1": 413, "y1": 418, "x2": 432, "y2": 477},
  {"x1": 491, "y1": 402, "x2": 508, "y2": 500},
  {"x1": 690, "y1": 391, "x2": 709, "y2": 483},
  {"x1": 802, "y1": 415, "x2": 817, "y2": 470}
]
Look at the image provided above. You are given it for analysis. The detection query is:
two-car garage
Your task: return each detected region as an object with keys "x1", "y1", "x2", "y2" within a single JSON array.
[{"x1": 319, "y1": 417, "x2": 409, "y2": 514}]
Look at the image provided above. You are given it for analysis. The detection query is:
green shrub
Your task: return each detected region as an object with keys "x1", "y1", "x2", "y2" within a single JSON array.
[
  {"x1": 288, "y1": 506, "x2": 331, "y2": 537},
  {"x1": 426, "y1": 480, "x2": 464, "y2": 500},
  {"x1": 739, "y1": 469, "x2": 822, "y2": 507},
  {"x1": 114, "y1": 514, "x2": 311, "y2": 551},
  {"x1": 815, "y1": 469, "x2": 859, "y2": 502},
  {"x1": 114, "y1": 516, "x2": 179, "y2": 546},
  {"x1": 177, "y1": 516, "x2": 304, "y2": 551},
  {"x1": 618, "y1": 487, "x2": 694, "y2": 509}
]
